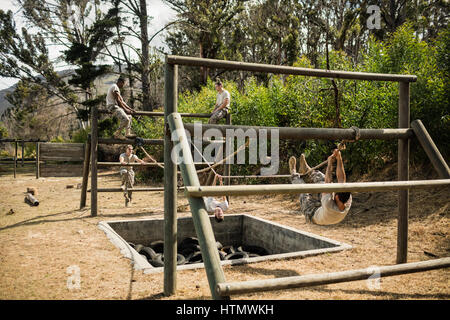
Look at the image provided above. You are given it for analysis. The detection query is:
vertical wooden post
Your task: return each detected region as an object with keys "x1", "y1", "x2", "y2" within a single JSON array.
[
  {"x1": 163, "y1": 62, "x2": 178, "y2": 296},
  {"x1": 225, "y1": 112, "x2": 232, "y2": 203},
  {"x1": 168, "y1": 113, "x2": 229, "y2": 300},
  {"x1": 14, "y1": 140, "x2": 17, "y2": 178},
  {"x1": 21, "y1": 141, "x2": 24, "y2": 166},
  {"x1": 90, "y1": 105, "x2": 99, "y2": 217},
  {"x1": 397, "y1": 82, "x2": 410, "y2": 264},
  {"x1": 80, "y1": 137, "x2": 92, "y2": 209},
  {"x1": 35, "y1": 142, "x2": 40, "y2": 179}
]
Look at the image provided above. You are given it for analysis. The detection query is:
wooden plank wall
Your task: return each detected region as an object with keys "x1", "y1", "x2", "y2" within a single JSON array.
[
  {"x1": 39, "y1": 143, "x2": 85, "y2": 177},
  {"x1": 40, "y1": 143, "x2": 85, "y2": 162}
]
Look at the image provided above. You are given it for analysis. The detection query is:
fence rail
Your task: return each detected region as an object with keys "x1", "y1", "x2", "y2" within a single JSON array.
[{"x1": 166, "y1": 55, "x2": 418, "y2": 82}]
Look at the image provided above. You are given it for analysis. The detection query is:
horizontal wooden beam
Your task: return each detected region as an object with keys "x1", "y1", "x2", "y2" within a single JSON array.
[
  {"x1": 185, "y1": 179, "x2": 450, "y2": 197},
  {"x1": 97, "y1": 161, "x2": 212, "y2": 167},
  {"x1": 184, "y1": 123, "x2": 414, "y2": 141},
  {"x1": 167, "y1": 55, "x2": 417, "y2": 82},
  {"x1": 98, "y1": 138, "x2": 164, "y2": 145},
  {"x1": 88, "y1": 187, "x2": 185, "y2": 192},
  {"x1": 221, "y1": 174, "x2": 292, "y2": 179},
  {"x1": 0, "y1": 139, "x2": 47, "y2": 143},
  {"x1": 216, "y1": 257, "x2": 450, "y2": 296},
  {"x1": 98, "y1": 110, "x2": 212, "y2": 118},
  {"x1": 97, "y1": 137, "x2": 224, "y2": 146}
]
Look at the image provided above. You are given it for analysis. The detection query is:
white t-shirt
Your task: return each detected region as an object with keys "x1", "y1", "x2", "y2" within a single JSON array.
[
  {"x1": 204, "y1": 197, "x2": 229, "y2": 213},
  {"x1": 119, "y1": 153, "x2": 139, "y2": 171},
  {"x1": 215, "y1": 89, "x2": 230, "y2": 111},
  {"x1": 312, "y1": 193, "x2": 352, "y2": 225},
  {"x1": 106, "y1": 84, "x2": 120, "y2": 106}
]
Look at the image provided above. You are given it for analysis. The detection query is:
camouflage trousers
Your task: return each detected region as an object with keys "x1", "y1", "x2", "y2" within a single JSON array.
[
  {"x1": 120, "y1": 169, "x2": 134, "y2": 200},
  {"x1": 109, "y1": 105, "x2": 132, "y2": 133},
  {"x1": 291, "y1": 170, "x2": 325, "y2": 222},
  {"x1": 208, "y1": 108, "x2": 228, "y2": 124}
]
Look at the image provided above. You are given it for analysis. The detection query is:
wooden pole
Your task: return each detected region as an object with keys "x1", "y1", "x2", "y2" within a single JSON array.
[
  {"x1": 90, "y1": 105, "x2": 99, "y2": 217},
  {"x1": 185, "y1": 179, "x2": 450, "y2": 197},
  {"x1": 225, "y1": 113, "x2": 232, "y2": 203},
  {"x1": 21, "y1": 141, "x2": 24, "y2": 166},
  {"x1": 397, "y1": 82, "x2": 410, "y2": 264},
  {"x1": 14, "y1": 140, "x2": 17, "y2": 178},
  {"x1": 97, "y1": 138, "x2": 221, "y2": 146},
  {"x1": 216, "y1": 257, "x2": 450, "y2": 296},
  {"x1": 220, "y1": 174, "x2": 292, "y2": 179},
  {"x1": 163, "y1": 62, "x2": 178, "y2": 296},
  {"x1": 98, "y1": 138, "x2": 164, "y2": 145},
  {"x1": 98, "y1": 110, "x2": 212, "y2": 118},
  {"x1": 80, "y1": 139, "x2": 91, "y2": 209},
  {"x1": 411, "y1": 119, "x2": 450, "y2": 179},
  {"x1": 35, "y1": 142, "x2": 40, "y2": 179},
  {"x1": 97, "y1": 162, "x2": 166, "y2": 167},
  {"x1": 167, "y1": 55, "x2": 417, "y2": 82},
  {"x1": 89, "y1": 187, "x2": 185, "y2": 192},
  {"x1": 168, "y1": 113, "x2": 229, "y2": 300},
  {"x1": 184, "y1": 123, "x2": 413, "y2": 141},
  {"x1": 96, "y1": 161, "x2": 211, "y2": 168}
]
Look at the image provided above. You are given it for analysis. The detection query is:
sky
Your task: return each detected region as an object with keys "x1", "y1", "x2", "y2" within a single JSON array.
[{"x1": 0, "y1": 0, "x2": 176, "y2": 91}]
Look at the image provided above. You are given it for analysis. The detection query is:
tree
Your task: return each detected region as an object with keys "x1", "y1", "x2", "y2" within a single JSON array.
[
  {"x1": 164, "y1": 0, "x2": 246, "y2": 87},
  {"x1": 0, "y1": 9, "x2": 81, "y2": 129},
  {"x1": 17, "y1": 0, "x2": 120, "y2": 125},
  {"x1": 102, "y1": 0, "x2": 165, "y2": 110}
]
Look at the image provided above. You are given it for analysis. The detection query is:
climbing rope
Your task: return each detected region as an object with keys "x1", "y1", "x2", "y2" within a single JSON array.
[
  {"x1": 139, "y1": 146, "x2": 165, "y2": 169},
  {"x1": 194, "y1": 140, "x2": 250, "y2": 175},
  {"x1": 299, "y1": 127, "x2": 360, "y2": 176},
  {"x1": 190, "y1": 140, "x2": 221, "y2": 178}
]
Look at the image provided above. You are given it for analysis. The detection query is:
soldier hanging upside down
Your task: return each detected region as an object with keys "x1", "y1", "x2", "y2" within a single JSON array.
[
  {"x1": 289, "y1": 149, "x2": 352, "y2": 225},
  {"x1": 203, "y1": 175, "x2": 229, "y2": 222},
  {"x1": 119, "y1": 144, "x2": 147, "y2": 207}
]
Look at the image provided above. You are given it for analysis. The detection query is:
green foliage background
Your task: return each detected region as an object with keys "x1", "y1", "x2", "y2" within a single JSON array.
[{"x1": 174, "y1": 25, "x2": 449, "y2": 179}]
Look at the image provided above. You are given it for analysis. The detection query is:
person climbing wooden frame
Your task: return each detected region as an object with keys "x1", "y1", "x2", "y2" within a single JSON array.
[
  {"x1": 106, "y1": 77, "x2": 136, "y2": 139},
  {"x1": 208, "y1": 78, "x2": 230, "y2": 124},
  {"x1": 119, "y1": 144, "x2": 147, "y2": 207},
  {"x1": 203, "y1": 175, "x2": 229, "y2": 222},
  {"x1": 289, "y1": 149, "x2": 352, "y2": 225}
]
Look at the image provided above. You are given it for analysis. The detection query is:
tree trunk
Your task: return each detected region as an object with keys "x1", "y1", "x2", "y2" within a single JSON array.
[{"x1": 140, "y1": 0, "x2": 151, "y2": 111}]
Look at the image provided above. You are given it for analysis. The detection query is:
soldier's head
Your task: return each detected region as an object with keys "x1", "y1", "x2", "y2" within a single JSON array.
[
  {"x1": 215, "y1": 78, "x2": 223, "y2": 92},
  {"x1": 334, "y1": 192, "x2": 351, "y2": 210},
  {"x1": 125, "y1": 144, "x2": 133, "y2": 156},
  {"x1": 117, "y1": 77, "x2": 126, "y2": 89},
  {"x1": 214, "y1": 207, "x2": 224, "y2": 223}
]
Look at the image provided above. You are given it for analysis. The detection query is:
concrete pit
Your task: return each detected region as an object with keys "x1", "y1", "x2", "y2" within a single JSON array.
[{"x1": 99, "y1": 214, "x2": 351, "y2": 274}]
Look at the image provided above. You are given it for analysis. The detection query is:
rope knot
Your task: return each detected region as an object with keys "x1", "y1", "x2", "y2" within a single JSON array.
[{"x1": 350, "y1": 126, "x2": 361, "y2": 141}]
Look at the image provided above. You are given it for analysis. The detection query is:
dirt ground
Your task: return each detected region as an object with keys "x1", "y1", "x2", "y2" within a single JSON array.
[{"x1": 0, "y1": 163, "x2": 449, "y2": 300}]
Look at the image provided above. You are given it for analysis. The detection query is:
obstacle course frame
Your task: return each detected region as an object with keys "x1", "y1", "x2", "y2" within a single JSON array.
[{"x1": 163, "y1": 55, "x2": 450, "y2": 300}]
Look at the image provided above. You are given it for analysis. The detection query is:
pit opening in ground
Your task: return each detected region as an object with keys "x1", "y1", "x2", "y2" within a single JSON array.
[{"x1": 99, "y1": 214, "x2": 352, "y2": 273}]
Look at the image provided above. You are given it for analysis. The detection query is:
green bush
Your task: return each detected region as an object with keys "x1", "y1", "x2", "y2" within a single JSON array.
[
  {"x1": 50, "y1": 136, "x2": 65, "y2": 143},
  {"x1": 71, "y1": 128, "x2": 90, "y2": 143},
  {"x1": 0, "y1": 123, "x2": 8, "y2": 139}
]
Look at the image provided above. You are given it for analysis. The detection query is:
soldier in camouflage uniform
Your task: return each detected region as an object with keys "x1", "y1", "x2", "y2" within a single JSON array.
[
  {"x1": 289, "y1": 150, "x2": 352, "y2": 225},
  {"x1": 119, "y1": 145, "x2": 147, "y2": 207}
]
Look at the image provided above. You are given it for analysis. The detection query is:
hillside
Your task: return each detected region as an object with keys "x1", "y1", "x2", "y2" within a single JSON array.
[
  {"x1": 0, "y1": 68, "x2": 125, "y2": 118},
  {"x1": 0, "y1": 86, "x2": 14, "y2": 116}
]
